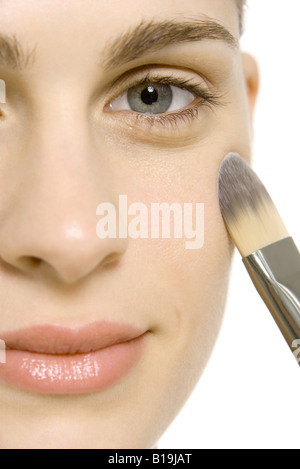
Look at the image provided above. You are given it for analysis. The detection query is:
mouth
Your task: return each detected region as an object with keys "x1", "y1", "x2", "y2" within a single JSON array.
[{"x1": 0, "y1": 322, "x2": 148, "y2": 394}]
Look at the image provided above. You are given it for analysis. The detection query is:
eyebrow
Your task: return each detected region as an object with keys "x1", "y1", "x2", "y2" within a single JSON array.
[
  {"x1": 0, "y1": 33, "x2": 36, "y2": 70},
  {"x1": 103, "y1": 19, "x2": 238, "y2": 70},
  {"x1": 0, "y1": 18, "x2": 237, "y2": 72}
]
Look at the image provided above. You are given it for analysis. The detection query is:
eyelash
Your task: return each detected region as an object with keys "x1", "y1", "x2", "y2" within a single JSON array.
[{"x1": 108, "y1": 72, "x2": 222, "y2": 129}]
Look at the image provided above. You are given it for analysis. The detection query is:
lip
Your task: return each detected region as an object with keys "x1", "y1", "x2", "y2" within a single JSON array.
[{"x1": 0, "y1": 322, "x2": 147, "y2": 394}]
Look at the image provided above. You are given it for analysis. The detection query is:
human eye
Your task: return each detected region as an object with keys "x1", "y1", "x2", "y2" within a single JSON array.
[{"x1": 104, "y1": 67, "x2": 221, "y2": 130}]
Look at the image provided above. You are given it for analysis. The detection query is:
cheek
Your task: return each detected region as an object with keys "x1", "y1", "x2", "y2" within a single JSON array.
[
  {"x1": 122, "y1": 166, "x2": 234, "y2": 430},
  {"x1": 150, "y1": 179, "x2": 233, "y2": 337},
  {"x1": 97, "y1": 145, "x2": 238, "y2": 443},
  {"x1": 124, "y1": 155, "x2": 233, "y2": 351}
]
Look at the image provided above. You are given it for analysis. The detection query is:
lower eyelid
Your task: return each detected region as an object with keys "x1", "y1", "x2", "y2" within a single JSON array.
[
  {"x1": 103, "y1": 94, "x2": 216, "y2": 137},
  {"x1": 130, "y1": 100, "x2": 205, "y2": 130},
  {"x1": 102, "y1": 101, "x2": 213, "y2": 146}
]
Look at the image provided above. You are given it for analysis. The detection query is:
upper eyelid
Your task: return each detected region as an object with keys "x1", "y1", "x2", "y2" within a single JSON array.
[{"x1": 121, "y1": 74, "x2": 202, "y2": 94}]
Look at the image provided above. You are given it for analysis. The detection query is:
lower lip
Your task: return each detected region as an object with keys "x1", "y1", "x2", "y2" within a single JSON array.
[{"x1": 0, "y1": 336, "x2": 146, "y2": 394}]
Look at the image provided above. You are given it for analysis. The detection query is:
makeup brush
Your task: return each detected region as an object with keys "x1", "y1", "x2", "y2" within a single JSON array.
[{"x1": 218, "y1": 152, "x2": 300, "y2": 365}]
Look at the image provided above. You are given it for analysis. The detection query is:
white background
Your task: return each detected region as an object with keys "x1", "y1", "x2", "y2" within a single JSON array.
[{"x1": 159, "y1": 0, "x2": 300, "y2": 449}]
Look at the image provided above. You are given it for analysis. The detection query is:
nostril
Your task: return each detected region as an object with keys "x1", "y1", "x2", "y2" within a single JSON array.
[
  {"x1": 101, "y1": 252, "x2": 122, "y2": 267},
  {"x1": 21, "y1": 256, "x2": 43, "y2": 269},
  {"x1": 0, "y1": 222, "x2": 128, "y2": 282},
  {"x1": 31, "y1": 257, "x2": 42, "y2": 267}
]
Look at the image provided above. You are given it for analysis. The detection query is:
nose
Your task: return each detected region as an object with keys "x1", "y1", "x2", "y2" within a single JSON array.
[{"x1": 0, "y1": 124, "x2": 127, "y2": 285}]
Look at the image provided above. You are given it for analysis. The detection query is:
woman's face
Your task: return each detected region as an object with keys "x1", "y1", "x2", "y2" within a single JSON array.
[{"x1": 0, "y1": 0, "x2": 257, "y2": 449}]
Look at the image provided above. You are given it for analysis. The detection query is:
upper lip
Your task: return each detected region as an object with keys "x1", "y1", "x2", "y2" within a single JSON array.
[{"x1": 0, "y1": 321, "x2": 146, "y2": 355}]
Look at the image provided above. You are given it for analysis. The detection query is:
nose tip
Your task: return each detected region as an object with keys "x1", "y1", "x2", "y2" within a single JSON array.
[{"x1": 0, "y1": 211, "x2": 127, "y2": 285}]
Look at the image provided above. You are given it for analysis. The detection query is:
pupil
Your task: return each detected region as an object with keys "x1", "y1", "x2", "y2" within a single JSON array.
[{"x1": 141, "y1": 86, "x2": 158, "y2": 105}]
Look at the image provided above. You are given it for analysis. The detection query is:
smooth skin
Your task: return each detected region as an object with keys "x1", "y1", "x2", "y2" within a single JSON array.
[{"x1": 0, "y1": 0, "x2": 258, "y2": 449}]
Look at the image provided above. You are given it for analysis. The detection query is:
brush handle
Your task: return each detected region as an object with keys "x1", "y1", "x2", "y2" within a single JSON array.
[{"x1": 243, "y1": 237, "x2": 300, "y2": 365}]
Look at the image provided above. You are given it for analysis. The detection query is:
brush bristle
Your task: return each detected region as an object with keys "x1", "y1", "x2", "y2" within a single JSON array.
[{"x1": 218, "y1": 153, "x2": 289, "y2": 257}]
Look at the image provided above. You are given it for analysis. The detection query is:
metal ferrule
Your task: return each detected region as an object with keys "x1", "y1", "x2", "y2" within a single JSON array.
[{"x1": 243, "y1": 237, "x2": 300, "y2": 364}]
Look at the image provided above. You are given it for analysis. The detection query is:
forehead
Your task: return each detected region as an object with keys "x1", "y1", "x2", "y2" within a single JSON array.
[
  {"x1": 0, "y1": 0, "x2": 240, "y2": 87},
  {"x1": 0, "y1": 0, "x2": 239, "y2": 54}
]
